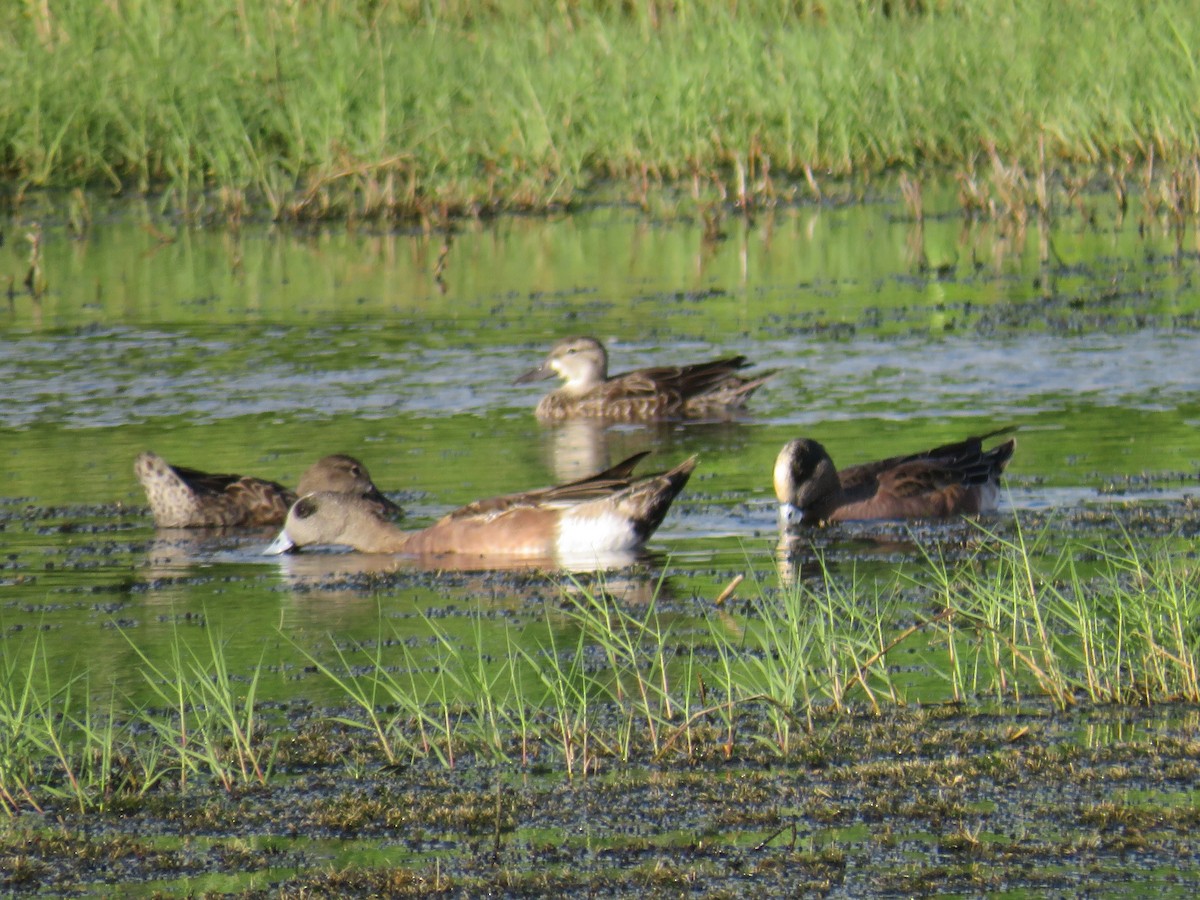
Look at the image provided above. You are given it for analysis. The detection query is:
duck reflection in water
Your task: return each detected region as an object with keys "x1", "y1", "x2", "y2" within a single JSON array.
[
  {"x1": 539, "y1": 418, "x2": 617, "y2": 484},
  {"x1": 273, "y1": 549, "x2": 674, "y2": 605},
  {"x1": 774, "y1": 526, "x2": 927, "y2": 589},
  {"x1": 539, "y1": 418, "x2": 684, "y2": 485},
  {"x1": 538, "y1": 415, "x2": 757, "y2": 491}
]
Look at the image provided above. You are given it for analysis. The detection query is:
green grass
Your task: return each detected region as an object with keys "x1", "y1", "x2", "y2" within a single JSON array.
[
  {"x1": 119, "y1": 622, "x2": 277, "y2": 794},
  {"x1": 2, "y1": 520, "x2": 1200, "y2": 814},
  {"x1": 4, "y1": 1, "x2": 1200, "y2": 221},
  {"x1": 921, "y1": 521, "x2": 1200, "y2": 707}
]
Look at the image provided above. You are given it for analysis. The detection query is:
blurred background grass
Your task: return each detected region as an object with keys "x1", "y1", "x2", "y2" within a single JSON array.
[{"x1": 3, "y1": 1, "x2": 1198, "y2": 219}]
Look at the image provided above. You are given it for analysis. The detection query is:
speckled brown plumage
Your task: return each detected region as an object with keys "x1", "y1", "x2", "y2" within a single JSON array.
[
  {"x1": 515, "y1": 336, "x2": 775, "y2": 421},
  {"x1": 135, "y1": 452, "x2": 399, "y2": 528}
]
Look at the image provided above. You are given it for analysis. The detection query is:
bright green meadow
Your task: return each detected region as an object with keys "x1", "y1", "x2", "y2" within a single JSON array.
[{"x1": 4, "y1": 0, "x2": 1200, "y2": 219}]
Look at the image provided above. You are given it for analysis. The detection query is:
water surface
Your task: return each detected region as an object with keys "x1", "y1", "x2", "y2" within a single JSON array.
[
  {"x1": 3, "y1": 196, "x2": 1200, "y2": 695},
  {"x1": 7, "y1": 193, "x2": 1200, "y2": 894}
]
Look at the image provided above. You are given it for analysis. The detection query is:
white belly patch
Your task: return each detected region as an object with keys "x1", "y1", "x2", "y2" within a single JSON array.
[{"x1": 556, "y1": 509, "x2": 638, "y2": 556}]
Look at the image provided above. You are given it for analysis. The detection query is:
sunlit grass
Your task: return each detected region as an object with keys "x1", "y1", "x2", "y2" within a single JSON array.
[
  {"x1": 921, "y1": 521, "x2": 1200, "y2": 707},
  {"x1": 2, "y1": 520, "x2": 1200, "y2": 814},
  {"x1": 0, "y1": 635, "x2": 160, "y2": 814},
  {"x1": 119, "y1": 623, "x2": 277, "y2": 793},
  {"x1": 5, "y1": 1, "x2": 1200, "y2": 220}
]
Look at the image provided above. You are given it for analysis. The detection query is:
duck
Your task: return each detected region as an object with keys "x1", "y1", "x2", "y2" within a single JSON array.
[
  {"x1": 773, "y1": 428, "x2": 1017, "y2": 526},
  {"x1": 514, "y1": 336, "x2": 775, "y2": 421},
  {"x1": 134, "y1": 451, "x2": 400, "y2": 528},
  {"x1": 264, "y1": 452, "x2": 696, "y2": 563}
]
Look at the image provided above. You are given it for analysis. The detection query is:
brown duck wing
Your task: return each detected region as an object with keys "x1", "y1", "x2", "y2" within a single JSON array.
[
  {"x1": 964, "y1": 437, "x2": 1017, "y2": 483},
  {"x1": 867, "y1": 438, "x2": 1016, "y2": 513},
  {"x1": 220, "y1": 478, "x2": 297, "y2": 526},
  {"x1": 590, "y1": 372, "x2": 684, "y2": 418},
  {"x1": 169, "y1": 464, "x2": 259, "y2": 495},
  {"x1": 604, "y1": 370, "x2": 679, "y2": 399},
  {"x1": 848, "y1": 461, "x2": 970, "y2": 518},
  {"x1": 613, "y1": 357, "x2": 751, "y2": 397},
  {"x1": 839, "y1": 427, "x2": 1017, "y2": 485},
  {"x1": 167, "y1": 463, "x2": 295, "y2": 525},
  {"x1": 895, "y1": 430, "x2": 1017, "y2": 486},
  {"x1": 831, "y1": 429, "x2": 1016, "y2": 519},
  {"x1": 440, "y1": 452, "x2": 652, "y2": 521},
  {"x1": 899, "y1": 427, "x2": 1016, "y2": 465},
  {"x1": 878, "y1": 460, "x2": 971, "y2": 498},
  {"x1": 358, "y1": 487, "x2": 403, "y2": 519}
]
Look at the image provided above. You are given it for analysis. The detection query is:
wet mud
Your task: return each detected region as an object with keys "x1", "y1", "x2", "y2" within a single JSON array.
[{"x1": 4, "y1": 702, "x2": 1200, "y2": 896}]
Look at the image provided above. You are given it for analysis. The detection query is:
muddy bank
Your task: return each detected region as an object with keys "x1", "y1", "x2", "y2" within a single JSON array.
[{"x1": 4, "y1": 702, "x2": 1199, "y2": 896}]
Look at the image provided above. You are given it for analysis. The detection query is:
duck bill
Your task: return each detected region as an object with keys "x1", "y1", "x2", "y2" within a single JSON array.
[
  {"x1": 263, "y1": 530, "x2": 296, "y2": 555},
  {"x1": 778, "y1": 503, "x2": 805, "y2": 529},
  {"x1": 367, "y1": 488, "x2": 404, "y2": 518},
  {"x1": 513, "y1": 362, "x2": 554, "y2": 385}
]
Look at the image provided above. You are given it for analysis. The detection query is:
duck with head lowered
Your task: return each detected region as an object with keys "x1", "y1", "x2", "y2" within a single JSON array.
[
  {"x1": 264, "y1": 452, "x2": 696, "y2": 568},
  {"x1": 135, "y1": 451, "x2": 400, "y2": 528},
  {"x1": 773, "y1": 428, "x2": 1017, "y2": 527}
]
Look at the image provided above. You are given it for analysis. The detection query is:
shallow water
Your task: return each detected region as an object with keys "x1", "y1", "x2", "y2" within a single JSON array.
[
  {"x1": 4, "y1": 196, "x2": 1200, "y2": 699},
  {"x1": 6, "y1": 193, "x2": 1200, "y2": 894}
]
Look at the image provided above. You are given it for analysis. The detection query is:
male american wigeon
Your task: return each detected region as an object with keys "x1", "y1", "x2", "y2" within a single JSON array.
[
  {"x1": 773, "y1": 428, "x2": 1017, "y2": 527},
  {"x1": 514, "y1": 336, "x2": 775, "y2": 421},
  {"x1": 135, "y1": 451, "x2": 400, "y2": 528},
  {"x1": 264, "y1": 452, "x2": 696, "y2": 562}
]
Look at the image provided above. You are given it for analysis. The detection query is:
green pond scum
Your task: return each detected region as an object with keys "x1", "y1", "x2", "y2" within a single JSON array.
[
  {"x1": 3, "y1": 704, "x2": 1200, "y2": 895},
  {"x1": 4, "y1": 157, "x2": 1200, "y2": 892}
]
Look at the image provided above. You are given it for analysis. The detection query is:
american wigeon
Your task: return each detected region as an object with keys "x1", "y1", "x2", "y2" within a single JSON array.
[
  {"x1": 135, "y1": 451, "x2": 400, "y2": 528},
  {"x1": 263, "y1": 453, "x2": 696, "y2": 561},
  {"x1": 773, "y1": 428, "x2": 1017, "y2": 526},
  {"x1": 514, "y1": 336, "x2": 775, "y2": 420}
]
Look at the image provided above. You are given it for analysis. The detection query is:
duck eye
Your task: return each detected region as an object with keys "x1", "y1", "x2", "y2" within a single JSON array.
[
  {"x1": 350, "y1": 465, "x2": 362, "y2": 477},
  {"x1": 295, "y1": 498, "x2": 318, "y2": 519}
]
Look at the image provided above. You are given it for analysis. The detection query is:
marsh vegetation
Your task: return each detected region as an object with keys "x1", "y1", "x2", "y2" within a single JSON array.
[
  {"x1": 6, "y1": 1, "x2": 1200, "y2": 224},
  {"x1": 3, "y1": 524, "x2": 1200, "y2": 893},
  {"x1": 3, "y1": 191, "x2": 1200, "y2": 890},
  {"x1": 5, "y1": 10, "x2": 1200, "y2": 882}
]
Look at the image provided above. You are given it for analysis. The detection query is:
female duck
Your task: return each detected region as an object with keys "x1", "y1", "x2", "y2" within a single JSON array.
[
  {"x1": 515, "y1": 336, "x2": 774, "y2": 421},
  {"x1": 135, "y1": 451, "x2": 399, "y2": 528}
]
